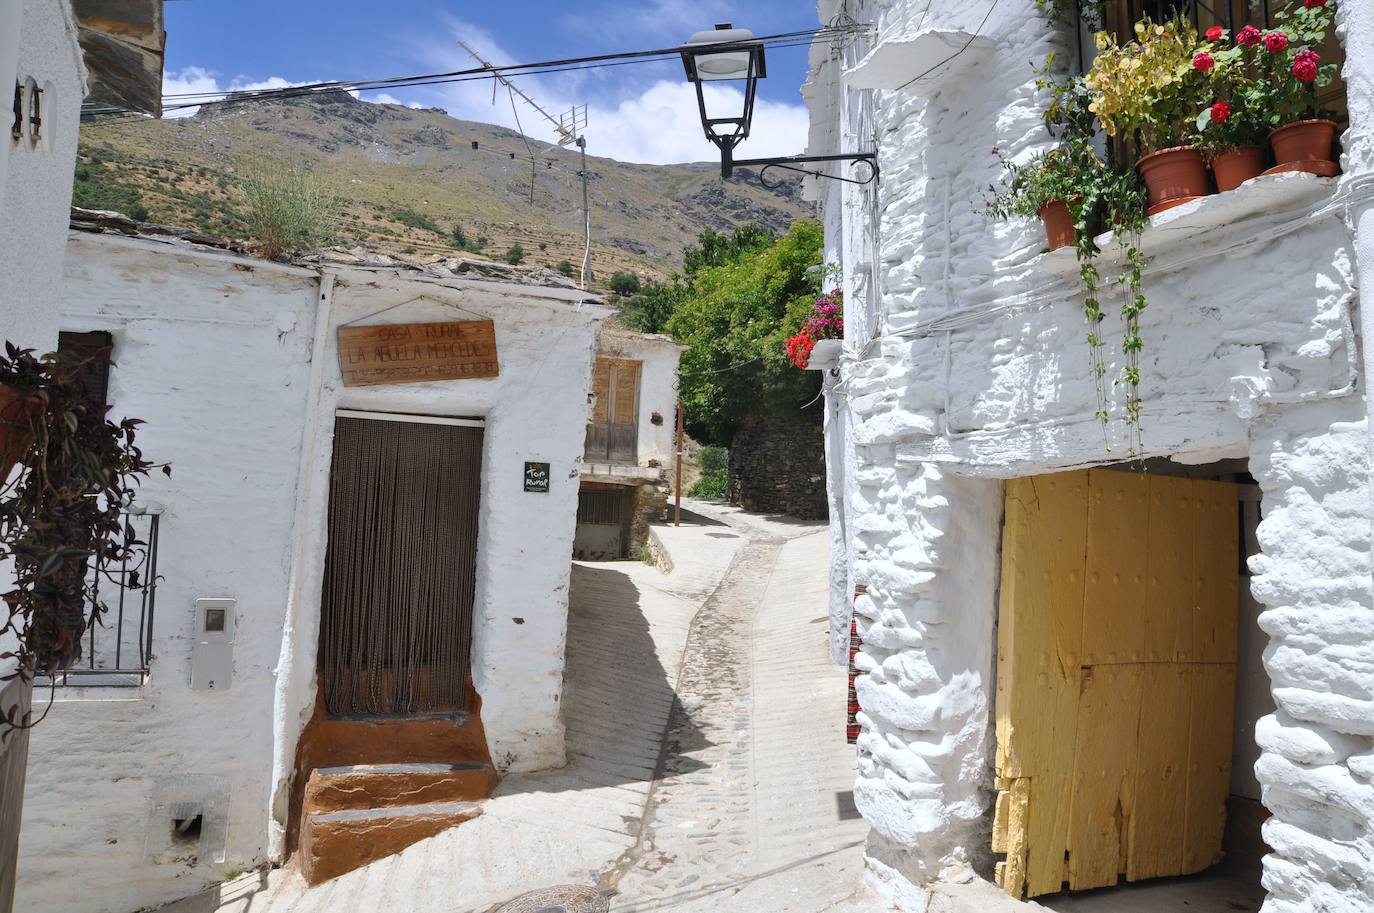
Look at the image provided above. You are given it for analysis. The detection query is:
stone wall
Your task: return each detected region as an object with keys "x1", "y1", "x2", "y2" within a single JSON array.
[
  {"x1": 629, "y1": 481, "x2": 669, "y2": 555},
  {"x1": 805, "y1": 0, "x2": 1374, "y2": 909},
  {"x1": 728, "y1": 412, "x2": 828, "y2": 520}
]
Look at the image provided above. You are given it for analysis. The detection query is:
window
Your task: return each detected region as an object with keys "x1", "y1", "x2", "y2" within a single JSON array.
[
  {"x1": 57, "y1": 330, "x2": 114, "y2": 409},
  {"x1": 585, "y1": 358, "x2": 642, "y2": 465},
  {"x1": 1075, "y1": 0, "x2": 1347, "y2": 159}
]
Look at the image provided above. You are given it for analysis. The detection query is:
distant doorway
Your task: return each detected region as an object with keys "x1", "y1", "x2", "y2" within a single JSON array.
[{"x1": 318, "y1": 413, "x2": 484, "y2": 716}]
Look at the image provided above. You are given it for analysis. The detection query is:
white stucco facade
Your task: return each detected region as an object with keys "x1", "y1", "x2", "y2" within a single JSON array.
[
  {"x1": 1, "y1": 0, "x2": 85, "y2": 352},
  {"x1": 14, "y1": 232, "x2": 610, "y2": 913},
  {"x1": 807, "y1": 1, "x2": 1374, "y2": 911},
  {"x1": 587, "y1": 327, "x2": 685, "y2": 478}
]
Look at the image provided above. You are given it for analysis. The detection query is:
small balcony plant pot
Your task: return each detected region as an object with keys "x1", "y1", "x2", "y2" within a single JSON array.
[
  {"x1": 1137, "y1": 145, "x2": 1210, "y2": 215},
  {"x1": 1265, "y1": 119, "x2": 1339, "y2": 177},
  {"x1": 806, "y1": 338, "x2": 843, "y2": 371},
  {"x1": 1037, "y1": 200, "x2": 1077, "y2": 252},
  {"x1": 1211, "y1": 146, "x2": 1266, "y2": 193},
  {"x1": 0, "y1": 383, "x2": 34, "y2": 478}
]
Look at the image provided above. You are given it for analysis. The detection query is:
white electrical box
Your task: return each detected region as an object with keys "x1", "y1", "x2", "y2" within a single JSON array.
[{"x1": 191, "y1": 598, "x2": 236, "y2": 690}]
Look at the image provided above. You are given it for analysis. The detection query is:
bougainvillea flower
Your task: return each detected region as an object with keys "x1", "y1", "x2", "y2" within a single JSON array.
[
  {"x1": 1193, "y1": 51, "x2": 1216, "y2": 72},
  {"x1": 1237, "y1": 25, "x2": 1262, "y2": 46},
  {"x1": 1206, "y1": 26, "x2": 1225, "y2": 41},
  {"x1": 1264, "y1": 31, "x2": 1290, "y2": 52},
  {"x1": 1211, "y1": 101, "x2": 1231, "y2": 122}
]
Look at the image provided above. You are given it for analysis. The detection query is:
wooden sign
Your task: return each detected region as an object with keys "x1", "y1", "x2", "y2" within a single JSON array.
[
  {"x1": 338, "y1": 320, "x2": 499, "y2": 387},
  {"x1": 524, "y1": 462, "x2": 551, "y2": 493}
]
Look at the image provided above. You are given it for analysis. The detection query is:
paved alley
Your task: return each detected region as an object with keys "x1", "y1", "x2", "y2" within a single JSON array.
[{"x1": 163, "y1": 501, "x2": 871, "y2": 913}]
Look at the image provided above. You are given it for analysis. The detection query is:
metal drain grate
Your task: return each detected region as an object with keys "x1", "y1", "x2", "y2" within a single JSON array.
[{"x1": 492, "y1": 886, "x2": 610, "y2": 913}]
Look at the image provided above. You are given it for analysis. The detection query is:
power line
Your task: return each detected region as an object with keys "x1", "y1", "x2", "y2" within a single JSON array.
[{"x1": 82, "y1": 26, "x2": 866, "y2": 120}]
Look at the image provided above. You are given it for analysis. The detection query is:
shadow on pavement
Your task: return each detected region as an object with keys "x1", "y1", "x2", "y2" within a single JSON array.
[{"x1": 501, "y1": 563, "x2": 708, "y2": 796}]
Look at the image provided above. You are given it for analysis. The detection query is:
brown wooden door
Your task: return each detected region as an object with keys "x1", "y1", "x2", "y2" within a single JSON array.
[
  {"x1": 993, "y1": 469, "x2": 1238, "y2": 899},
  {"x1": 585, "y1": 358, "x2": 641, "y2": 464},
  {"x1": 319, "y1": 416, "x2": 483, "y2": 716}
]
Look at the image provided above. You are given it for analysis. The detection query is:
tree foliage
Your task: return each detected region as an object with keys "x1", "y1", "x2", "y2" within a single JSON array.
[
  {"x1": 667, "y1": 221, "x2": 824, "y2": 447},
  {"x1": 609, "y1": 271, "x2": 642, "y2": 296}
]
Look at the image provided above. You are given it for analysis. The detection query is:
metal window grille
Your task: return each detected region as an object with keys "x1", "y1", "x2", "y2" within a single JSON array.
[{"x1": 41, "y1": 511, "x2": 162, "y2": 688}]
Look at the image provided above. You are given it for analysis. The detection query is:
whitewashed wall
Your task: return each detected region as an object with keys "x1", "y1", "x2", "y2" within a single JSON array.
[
  {"x1": 596, "y1": 329, "x2": 684, "y2": 469},
  {"x1": 808, "y1": 0, "x2": 1374, "y2": 910},
  {"x1": 1, "y1": 0, "x2": 84, "y2": 351},
  {"x1": 16, "y1": 233, "x2": 608, "y2": 913}
]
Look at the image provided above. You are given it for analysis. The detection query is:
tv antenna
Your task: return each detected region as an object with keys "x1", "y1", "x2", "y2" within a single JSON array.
[{"x1": 458, "y1": 41, "x2": 594, "y2": 289}]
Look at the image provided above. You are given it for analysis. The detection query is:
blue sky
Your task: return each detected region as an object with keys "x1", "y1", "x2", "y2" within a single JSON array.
[{"x1": 162, "y1": 0, "x2": 820, "y2": 164}]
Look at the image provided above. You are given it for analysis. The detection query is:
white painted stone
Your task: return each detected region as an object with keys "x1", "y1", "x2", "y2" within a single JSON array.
[
  {"x1": 806, "y1": 0, "x2": 1374, "y2": 910},
  {"x1": 0, "y1": 0, "x2": 84, "y2": 351},
  {"x1": 14, "y1": 232, "x2": 612, "y2": 913}
]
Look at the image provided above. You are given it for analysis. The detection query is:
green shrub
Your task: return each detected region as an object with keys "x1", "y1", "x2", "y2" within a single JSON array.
[
  {"x1": 392, "y1": 207, "x2": 441, "y2": 234},
  {"x1": 609, "y1": 270, "x2": 642, "y2": 295},
  {"x1": 688, "y1": 469, "x2": 728, "y2": 500},
  {"x1": 71, "y1": 159, "x2": 148, "y2": 221},
  {"x1": 696, "y1": 445, "x2": 727, "y2": 474},
  {"x1": 556, "y1": 260, "x2": 575, "y2": 277},
  {"x1": 503, "y1": 242, "x2": 525, "y2": 265},
  {"x1": 240, "y1": 163, "x2": 336, "y2": 259}
]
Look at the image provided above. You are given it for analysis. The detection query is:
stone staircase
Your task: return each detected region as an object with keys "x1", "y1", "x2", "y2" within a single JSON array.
[{"x1": 298, "y1": 761, "x2": 497, "y2": 885}]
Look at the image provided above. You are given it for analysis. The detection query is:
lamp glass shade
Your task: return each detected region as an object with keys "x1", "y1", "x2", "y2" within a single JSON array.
[{"x1": 684, "y1": 27, "x2": 759, "y2": 81}]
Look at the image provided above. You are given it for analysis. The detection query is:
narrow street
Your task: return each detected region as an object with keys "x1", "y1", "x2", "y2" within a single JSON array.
[{"x1": 168, "y1": 501, "x2": 870, "y2": 913}]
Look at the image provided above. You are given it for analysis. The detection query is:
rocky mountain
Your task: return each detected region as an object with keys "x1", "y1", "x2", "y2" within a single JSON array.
[{"x1": 75, "y1": 89, "x2": 813, "y2": 283}]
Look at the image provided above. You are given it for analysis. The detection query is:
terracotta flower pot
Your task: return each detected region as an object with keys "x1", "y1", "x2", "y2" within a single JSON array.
[
  {"x1": 1137, "y1": 145, "x2": 1211, "y2": 215},
  {"x1": 0, "y1": 384, "x2": 33, "y2": 477},
  {"x1": 1037, "y1": 200, "x2": 1077, "y2": 252},
  {"x1": 1211, "y1": 146, "x2": 1266, "y2": 193},
  {"x1": 1266, "y1": 119, "x2": 1339, "y2": 177}
]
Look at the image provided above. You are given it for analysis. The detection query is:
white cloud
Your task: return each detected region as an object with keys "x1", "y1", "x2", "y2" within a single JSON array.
[
  {"x1": 160, "y1": 13, "x2": 812, "y2": 165},
  {"x1": 401, "y1": 20, "x2": 808, "y2": 165}
]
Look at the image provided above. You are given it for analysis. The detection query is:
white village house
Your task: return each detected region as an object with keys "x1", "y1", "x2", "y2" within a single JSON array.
[
  {"x1": 14, "y1": 227, "x2": 613, "y2": 913},
  {"x1": 805, "y1": 0, "x2": 1374, "y2": 911},
  {"x1": 2, "y1": 2, "x2": 165, "y2": 911},
  {"x1": 575, "y1": 327, "x2": 685, "y2": 560}
]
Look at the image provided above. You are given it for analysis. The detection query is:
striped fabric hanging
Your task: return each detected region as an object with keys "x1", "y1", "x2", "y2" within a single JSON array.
[
  {"x1": 847, "y1": 583, "x2": 867, "y2": 744},
  {"x1": 319, "y1": 416, "x2": 484, "y2": 716}
]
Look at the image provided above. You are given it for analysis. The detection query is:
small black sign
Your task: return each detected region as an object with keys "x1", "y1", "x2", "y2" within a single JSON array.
[{"x1": 524, "y1": 462, "x2": 551, "y2": 493}]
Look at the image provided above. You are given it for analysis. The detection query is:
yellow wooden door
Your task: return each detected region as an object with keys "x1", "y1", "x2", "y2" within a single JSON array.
[{"x1": 993, "y1": 469, "x2": 1238, "y2": 899}]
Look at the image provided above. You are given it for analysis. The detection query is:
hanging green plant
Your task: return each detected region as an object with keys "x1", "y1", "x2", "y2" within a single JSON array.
[
  {"x1": 0, "y1": 343, "x2": 167, "y2": 724},
  {"x1": 983, "y1": 67, "x2": 1152, "y2": 452}
]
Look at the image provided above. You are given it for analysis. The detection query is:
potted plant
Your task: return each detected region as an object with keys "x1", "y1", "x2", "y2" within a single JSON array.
[
  {"x1": 786, "y1": 290, "x2": 844, "y2": 370},
  {"x1": 0, "y1": 383, "x2": 33, "y2": 479},
  {"x1": 1194, "y1": 26, "x2": 1270, "y2": 191},
  {"x1": 1253, "y1": 0, "x2": 1341, "y2": 175},
  {"x1": 1087, "y1": 16, "x2": 1215, "y2": 213},
  {"x1": 0, "y1": 343, "x2": 163, "y2": 688},
  {"x1": 984, "y1": 146, "x2": 1096, "y2": 251}
]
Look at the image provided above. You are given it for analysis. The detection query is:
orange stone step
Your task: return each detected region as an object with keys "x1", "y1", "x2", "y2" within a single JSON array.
[
  {"x1": 299, "y1": 800, "x2": 483, "y2": 885},
  {"x1": 303, "y1": 762, "x2": 497, "y2": 813}
]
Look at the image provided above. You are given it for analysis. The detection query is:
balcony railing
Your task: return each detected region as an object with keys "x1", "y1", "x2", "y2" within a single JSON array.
[{"x1": 40, "y1": 510, "x2": 162, "y2": 688}]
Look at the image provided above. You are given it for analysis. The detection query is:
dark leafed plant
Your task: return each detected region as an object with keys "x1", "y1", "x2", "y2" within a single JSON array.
[{"x1": 0, "y1": 343, "x2": 166, "y2": 718}]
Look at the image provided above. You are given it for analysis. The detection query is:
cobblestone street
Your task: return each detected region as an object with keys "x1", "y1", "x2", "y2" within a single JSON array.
[{"x1": 165, "y1": 501, "x2": 872, "y2": 913}]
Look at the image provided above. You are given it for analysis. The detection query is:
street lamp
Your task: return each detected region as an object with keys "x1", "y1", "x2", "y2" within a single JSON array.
[
  {"x1": 681, "y1": 22, "x2": 878, "y2": 185},
  {"x1": 680, "y1": 24, "x2": 767, "y2": 178}
]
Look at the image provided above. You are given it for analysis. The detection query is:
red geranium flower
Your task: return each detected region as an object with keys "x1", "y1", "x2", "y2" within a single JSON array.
[
  {"x1": 1211, "y1": 101, "x2": 1231, "y2": 123},
  {"x1": 1237, "y1": 25, "x2": 1262, "y2": 46},
  {"x1": 1193, "y1": 51, "x2": 1216, "y2": 72},
  {"x1": 786, "y1": 332, "x2": 816, "y2": 369},
  {"x1": 1304, "y1": 0, "x2": 1327, "y2": 7},
  {"x1": 1264, "y1": 31, "x2": 1290, "y2": 52},
  {"x1": 1206, "y1": 25, "x2": 1224, "y2": 41}
]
